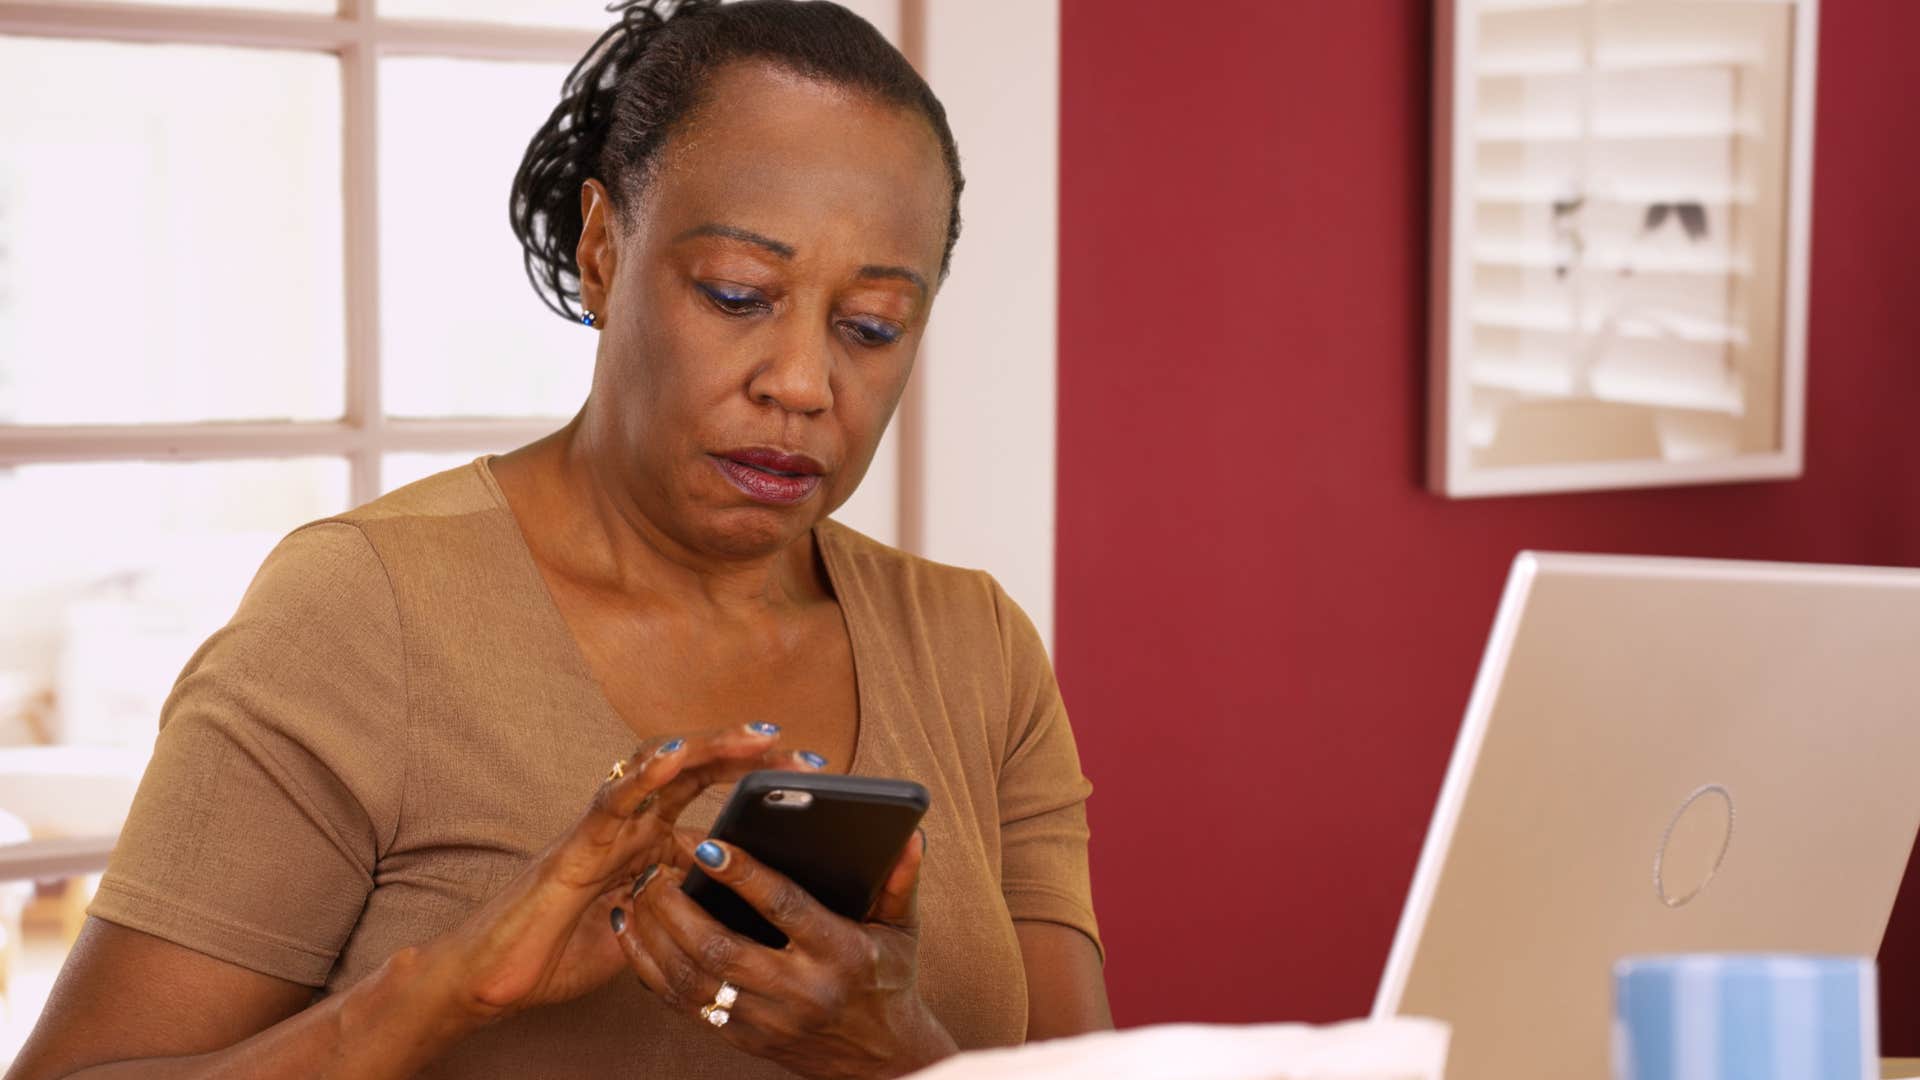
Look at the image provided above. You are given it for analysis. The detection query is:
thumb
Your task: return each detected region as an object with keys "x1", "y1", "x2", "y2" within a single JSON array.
[
  {"x1": 667, "y1": 827, "x2": 704, "y2": 872},
  {"x1": 869, "y1": 830, "x2": 925, "y2": 929}
]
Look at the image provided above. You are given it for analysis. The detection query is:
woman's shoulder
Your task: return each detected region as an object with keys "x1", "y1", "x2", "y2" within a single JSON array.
[
  {"x1": 255, "y1": 458, "x2": 528, "y2": 616},
  {"x1": 337, "y1": 457, "x2": 502, "y2": 527},
  {"x1": 816, "y1": 518, "x2": 1037, "y2": 655},
  {"x1": 267, "y1": 458, "x2": 502, "y2": 564},
  {"x1": 304, "y1": 457, "x2": 518, "y2": 563}
]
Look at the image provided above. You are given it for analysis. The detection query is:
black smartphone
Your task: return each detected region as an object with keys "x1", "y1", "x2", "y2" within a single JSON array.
[{"x1": 683, "y1": 770, "x2": 929, "y2": 948}]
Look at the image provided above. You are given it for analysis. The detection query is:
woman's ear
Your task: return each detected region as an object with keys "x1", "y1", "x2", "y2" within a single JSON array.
[{"x1": 576, "y1": 177, "x2": 618, "y2": 315}]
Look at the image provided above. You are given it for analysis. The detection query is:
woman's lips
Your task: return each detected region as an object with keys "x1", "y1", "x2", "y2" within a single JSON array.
[{"x1": 711, "y1": 454, "x2": 824, "y2": 506}]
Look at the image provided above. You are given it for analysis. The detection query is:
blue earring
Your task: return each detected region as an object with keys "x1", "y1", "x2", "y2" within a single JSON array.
[{"x1": 582, "y1": 308, "x2": 599, "y2": 328}]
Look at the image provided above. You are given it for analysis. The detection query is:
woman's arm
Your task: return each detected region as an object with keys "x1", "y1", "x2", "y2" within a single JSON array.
[
  {"x1": 1014, "y1": 922, "x2": 1112, "y2": 1042},
  {"x1": 986, "y1": 577, "x2": 1111, "y2": 1041},
  {"x1": 7, "y1": 727, "x2": 806, "y2": 1080},
  {"x1": 5, "y1": 919, "x2": 477, "y2": 1080}
]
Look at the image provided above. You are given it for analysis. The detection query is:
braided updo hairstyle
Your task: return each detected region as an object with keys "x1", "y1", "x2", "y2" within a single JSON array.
[{"x1": 510, "y1": 0, "x2": 965, "y2": 324}]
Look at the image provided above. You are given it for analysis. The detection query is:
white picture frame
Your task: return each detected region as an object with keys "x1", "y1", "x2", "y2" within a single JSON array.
[{"x1": 1428, "y1": 0, "x2": 1819, "y2": 498}]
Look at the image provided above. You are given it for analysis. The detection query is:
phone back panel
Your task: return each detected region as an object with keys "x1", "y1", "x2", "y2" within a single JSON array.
[{"x1": 683, "y1": 771, "x2": 929, "y2": 948}]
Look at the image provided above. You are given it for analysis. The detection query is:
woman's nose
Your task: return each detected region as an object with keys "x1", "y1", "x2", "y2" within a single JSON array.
[{"x1": 747, "y1": 324, "x2": 836, "y2": 415}]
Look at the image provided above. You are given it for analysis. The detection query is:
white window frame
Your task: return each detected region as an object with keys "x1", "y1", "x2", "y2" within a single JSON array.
[
  {"x1": 0, "y1": 0, "x2": 1080, "y2": 888},
  {"x1": 0, "y1": 0, "x2": 600, "y2": 880},
  {"x1": 0, "y1": 0, "x2": 600, "y2": 506}
]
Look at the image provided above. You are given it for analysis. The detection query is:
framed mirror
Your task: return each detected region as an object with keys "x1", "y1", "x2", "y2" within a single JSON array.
[{"x1": 1427, "y1": 0, "x2": 1819, "y2": 498}]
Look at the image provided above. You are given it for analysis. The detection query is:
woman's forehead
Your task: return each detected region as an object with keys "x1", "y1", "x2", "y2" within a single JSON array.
[{"x1": 640, "y1": 63, "x2": 949, "y2": 269}]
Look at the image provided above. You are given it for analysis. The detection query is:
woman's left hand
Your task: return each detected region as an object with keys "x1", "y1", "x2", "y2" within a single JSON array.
[{"x1": 611, "y1": 831, "x2": 956, "y2": 1080}]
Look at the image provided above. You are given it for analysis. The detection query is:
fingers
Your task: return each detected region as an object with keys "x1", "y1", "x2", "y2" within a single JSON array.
[
  {"x1": 593, "y1": 724, "x2": 787, "y2": 823},
  {"x1": 613, "y1": 868, "x2": 776, "y2": 1050},
  {"x1": 557, "y1": 725, "x2": 802, "y2": 888},
  {"x1": 616, "y1": 871, "x2": 707, "y2": 1010},
  {"x1": 679, "y1": 837, "x2": 849, "y2": 953},
  {"x1": 666, "y1": 828, "x2": 705, "y2": 873},
  {"x1": 623, "y1": 865, "x2": 785, "y2": 1001},
  {"x1": 612, "y1": 905, "x2": 673, "y2": 998},
  {"x1": 614, "y1": 868, "x2": 693, "y2": 1004},
  {"x1": 868, "y1": 829, "x2": 926, "y2": 930},
  {"x1": 642, "y1": 744, "x2": 830, "y2": 828}
]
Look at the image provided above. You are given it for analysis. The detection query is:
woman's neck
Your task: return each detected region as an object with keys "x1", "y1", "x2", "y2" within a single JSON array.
[{"x1": 493, "y1": 425, "x2": 827, "y2": 619}]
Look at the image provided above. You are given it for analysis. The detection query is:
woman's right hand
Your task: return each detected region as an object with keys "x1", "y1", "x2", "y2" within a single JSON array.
[{"x1": 419, "y1": 723, "x2": 815, "y2": 1028}]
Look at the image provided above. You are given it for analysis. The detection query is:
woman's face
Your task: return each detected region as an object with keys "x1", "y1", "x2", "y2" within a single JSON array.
[{"x1": 576, "y1": 60, "x2": 951, "y2": 559}]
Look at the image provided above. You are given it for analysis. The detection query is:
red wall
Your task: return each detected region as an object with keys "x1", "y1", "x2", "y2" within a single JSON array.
[{"x1": 1056, "y1": 0, "x2": 1920, "y2": 1047}]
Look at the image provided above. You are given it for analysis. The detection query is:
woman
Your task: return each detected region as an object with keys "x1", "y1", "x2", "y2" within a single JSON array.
[{"x1": 6, "y1": 2, "x2": 1108, "y2": 1077}]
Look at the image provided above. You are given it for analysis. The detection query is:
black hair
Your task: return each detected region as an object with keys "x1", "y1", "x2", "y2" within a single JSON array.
[{"x1": 510, "y1": 0, "x2": 964, "y2": 323}]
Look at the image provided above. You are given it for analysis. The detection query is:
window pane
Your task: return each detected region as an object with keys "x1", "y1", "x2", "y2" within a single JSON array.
[
  {"x1": 380, "y1": 57, "x2": 594, "y2": 419},
  {"x1": 382, "y1": 451, "x2": 487, "y2": 493},
  {"x1": 0, "y1": 458, "x2": 350, "y2": 754},
  {"x1": 0, "y1": 38, "x2": 344, "y2": 424},
  {"x1": 381, "y1": 0, "x2": 897, "y2": 36},
  {"x1": 379, "y1": 0, "x2": 608, "y2": 29},
  {"x1": 25, "y1": 0, "x2": 331, "y2": 11}
]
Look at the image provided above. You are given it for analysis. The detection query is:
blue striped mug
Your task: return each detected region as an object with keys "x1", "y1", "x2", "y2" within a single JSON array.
[{"x1": 1613, "y1": 954, "x2": 1877, "y2": 1080}]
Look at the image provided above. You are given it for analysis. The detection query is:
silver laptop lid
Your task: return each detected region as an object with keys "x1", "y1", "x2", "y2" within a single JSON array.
[{"x1": 1373, "y1": 552, "x2": 1920, "y2": 1079}]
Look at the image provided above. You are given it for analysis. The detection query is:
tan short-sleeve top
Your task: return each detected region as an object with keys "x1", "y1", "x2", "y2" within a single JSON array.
[{"x1": 89, "y1": 459, "x2": 1098, "y2": 1079}]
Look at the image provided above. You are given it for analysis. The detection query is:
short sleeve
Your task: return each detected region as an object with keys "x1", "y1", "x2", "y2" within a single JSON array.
[
  {"x1": 988, "y1": 578, "x2": 1103, "y2": 962},
  {"x1": 89, "y1": 522, "x2": 408, "y2": 987}
]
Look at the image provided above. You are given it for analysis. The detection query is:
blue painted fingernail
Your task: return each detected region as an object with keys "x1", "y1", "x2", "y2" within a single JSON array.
[
  {"x1": 747, "y1": 722, "x2": 779, "y2": 736},
  {"x1": 655, "y1": 738, "x2": 685, "y2": 755},
  {"x1": 630, "y1": 863, "x2": 659, "y2": 899},
  {"x1": 695, "y1": 841, "x2": 728, "y2": 869},
  {"x1": 610, "y1": 907, "x2": 626, "y2": 934},
  {"x1": 798, "y1": 751, "x2": 828, "y2": 770}
]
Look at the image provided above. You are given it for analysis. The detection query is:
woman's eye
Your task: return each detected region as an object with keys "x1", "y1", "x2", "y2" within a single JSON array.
[
  {"x1": 699, "y1": 283, "x2": 767, "y2": 316},
  {"x1": 841, "y1": 319, "x2": 902, "y2": 348}
]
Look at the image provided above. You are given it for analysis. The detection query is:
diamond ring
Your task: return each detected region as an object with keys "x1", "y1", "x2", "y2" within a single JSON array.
[{"x1": 700, "y1": 982, "x2": 739, "y2": 1028}]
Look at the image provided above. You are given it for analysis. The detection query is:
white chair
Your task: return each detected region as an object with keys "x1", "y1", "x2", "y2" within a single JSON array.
[
  {"x1": 0, "y1": 808, "x2": 35, "y2": 1016},
  {"x1": 905, "y1": 1018, "x2": 1449, "y2": 1080}
]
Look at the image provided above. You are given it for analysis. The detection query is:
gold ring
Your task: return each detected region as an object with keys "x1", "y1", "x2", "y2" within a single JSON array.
[
  {"x1": 700, "y1": 981, "x2": 738, "y2": 1027},
  {"x1": 607, "y1": 759, "x2": 626, "y2": 783}
]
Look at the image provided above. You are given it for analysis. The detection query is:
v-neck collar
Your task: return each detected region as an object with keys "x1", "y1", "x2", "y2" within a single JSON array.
[{"x1": 471, "y1": 455, "x2": 870, "y2": 777}]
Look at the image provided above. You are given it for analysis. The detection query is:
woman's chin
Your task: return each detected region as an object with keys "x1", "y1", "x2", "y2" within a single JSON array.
[
  {"x1": 675, "y1": 464, "x2": 841, "y2": 558},
  {"x1": 692, "y1": 504, "x2": 822, "y2": 559}
]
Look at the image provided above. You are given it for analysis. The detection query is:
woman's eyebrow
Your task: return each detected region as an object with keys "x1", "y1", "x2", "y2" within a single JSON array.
[
  {"x1": 675, "y1": 222, "x2": 928, "y2": 298},
  {"x1": 674, "y1": 222, "x2": 796, "y2": 258},
  {"x1": 857, "y1": 264, "x2": 927, "y2": 299}
]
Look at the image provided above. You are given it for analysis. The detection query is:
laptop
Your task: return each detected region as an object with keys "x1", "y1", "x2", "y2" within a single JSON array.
[{"x1": 1371, "y1": 552, "x2": 1920, "y2": 1079}]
